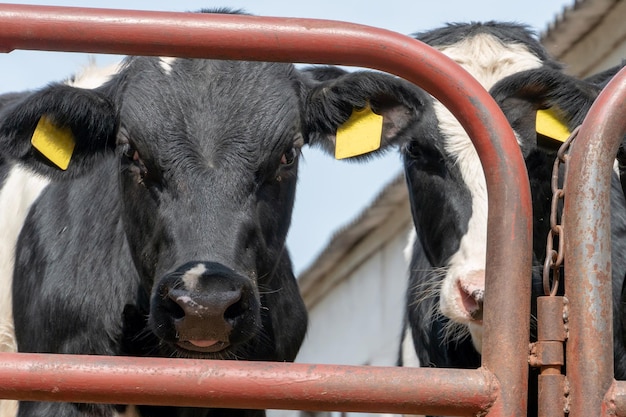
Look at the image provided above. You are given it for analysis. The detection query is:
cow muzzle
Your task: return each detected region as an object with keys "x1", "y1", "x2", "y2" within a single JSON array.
[
  {"x1": 441, "y1": 269, "x2": 485, "y2": 325},
  {"x1": 151, "y1": 261, "x2": 260, "y2": 354}
]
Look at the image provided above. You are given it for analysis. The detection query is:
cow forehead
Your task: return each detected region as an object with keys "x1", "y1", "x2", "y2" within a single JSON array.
[
  {"x1": 117, "y1": 58, "x2": 303, "y2": 163},
  {"x1": 439, "y1": 34, "x2": 543, "y2": 91},
  {"x1": 121, "y1": 58, "x2": 301, "y2": 110},
  {"x1": 435, "y1": 33, "x2": 542, "y2": 161}
]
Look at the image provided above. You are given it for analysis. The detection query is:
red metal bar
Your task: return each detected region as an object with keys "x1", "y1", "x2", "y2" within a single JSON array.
[
  {"x1": 564, "y1": 67, "x2": 626, "y2": 416},
  {"x1": 0, "y1": 4, "x2": 533, "y2": 416},
  {"x1": 0, "y1": 353, "x2": 496, "y2": 415}
]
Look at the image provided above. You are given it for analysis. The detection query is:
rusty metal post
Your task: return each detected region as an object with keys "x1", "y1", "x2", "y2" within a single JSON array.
[
  {"x1": 0, "y1": 5, "x2": 533, "y2": 416},
  {"x1": 563, "y1": 66, "x2": 626, "y2": 417}
]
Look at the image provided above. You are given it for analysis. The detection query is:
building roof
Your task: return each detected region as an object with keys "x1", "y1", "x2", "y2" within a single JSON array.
[{"x1": 540, "y1": 0, "x2": 619, "y2": 60}]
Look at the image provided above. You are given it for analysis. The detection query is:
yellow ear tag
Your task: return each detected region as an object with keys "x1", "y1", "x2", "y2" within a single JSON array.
[
  {"x1": 335, "y1": 104, "x2": 383, "y2": 160},
  {"x1": 536, "y1": 109, "x2": 571, "y2": 143},
  {"x1": 31, "y1": 116, "x2": 75, "y2": 170}
]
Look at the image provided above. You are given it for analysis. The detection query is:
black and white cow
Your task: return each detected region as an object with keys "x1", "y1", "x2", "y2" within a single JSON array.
[
  {"x1": 0, "y1": 14, "x2": 427, "y2": 417},
  {"x1": 398, "y1": 21, "x2": 626, "y2": 416}
]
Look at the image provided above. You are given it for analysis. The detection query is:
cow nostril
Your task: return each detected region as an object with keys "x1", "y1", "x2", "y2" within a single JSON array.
[
  {"x1": 224, "y1": 297, "x2": 247, "y2": 323},
  {"x1": 169, "y1": 296, "x2": 185, "y2": 320},
  {"x1": 459, "y1": 282, "x2": 484, "y2": 321},
  {"x1": 470, "y1": 294, "x2": 484, "y2": 321},
  {"x1": 165, "y1": 292, "x2": 186, "y2": 320}
]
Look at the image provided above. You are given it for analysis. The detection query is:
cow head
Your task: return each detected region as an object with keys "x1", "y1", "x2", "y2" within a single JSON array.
[
  {"x1": 402, "y1": 22, "x2": 564, "y2": 354},
  {"x1": 0, "y1": 56, "x2": 426, "y2": 361}
]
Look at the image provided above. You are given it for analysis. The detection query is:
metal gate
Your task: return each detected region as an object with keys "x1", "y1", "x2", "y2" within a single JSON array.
[{"x1": 0, "y1": 4, "x2": 624, "y2": 416}]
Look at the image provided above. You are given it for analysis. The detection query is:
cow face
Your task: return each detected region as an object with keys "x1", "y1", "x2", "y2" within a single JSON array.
[
  {"x1": 111, "y1": 60, "x2": 308, "y2": 358},
  {"x1": 403, "y1": 22, "x2": 560, "y2": 353},
  {"x1": 0, "y1": 56, "x2": 426, "y2": 363}
]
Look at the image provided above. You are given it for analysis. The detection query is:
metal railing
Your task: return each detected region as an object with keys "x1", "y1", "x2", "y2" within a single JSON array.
[{"x1": 14, "y1": 3, "x2": 626, "y2": 416}]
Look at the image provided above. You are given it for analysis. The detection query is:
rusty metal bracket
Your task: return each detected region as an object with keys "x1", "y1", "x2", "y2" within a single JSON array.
[{"x1": 530, "y1": 296, "x2": 568, "y2": 417}]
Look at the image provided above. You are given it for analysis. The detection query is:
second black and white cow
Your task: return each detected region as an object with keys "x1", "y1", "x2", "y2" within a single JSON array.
[
  {"x1": 399, "y1": 21, "x2": 626, "y2": 416},
  {"x1": 0, "y1": 16, "x2": 426, "y2": 417}
]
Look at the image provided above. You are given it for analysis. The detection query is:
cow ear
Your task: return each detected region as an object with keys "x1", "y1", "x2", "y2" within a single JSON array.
[
  {"x1": 302, "y1": 70, "x2": 429, "y2": 160},
  {"x1": 0, "y1": 83, "x2": 118, "y2": 180},
  {"x1": 489, "y1": 67, "x2": 600, "y2": 156}
]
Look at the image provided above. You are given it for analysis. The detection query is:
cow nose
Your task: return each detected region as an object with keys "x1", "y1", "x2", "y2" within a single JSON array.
[
  {"x1": 168, "y1": 287, "x2": 242, "y2": 340},
  {"x1": 457, "y1": 270, "x2": 485, "y2": 322},
  {"x1": 153, "y1": 261, "x2": 260, "y2": 352}
]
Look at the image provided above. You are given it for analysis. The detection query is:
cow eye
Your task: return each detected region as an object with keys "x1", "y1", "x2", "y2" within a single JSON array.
[
  {"x1": 120, "y1": 143, "x2": 148, "y2": 181},
  {"x1": 404, "y1": 140, "x2": 445, "y2": 176},
  {"x1": 121, "y1": 143, "x2": 140, "y2": 164},
  {"x1": 280, "y1": 147, "x2": 298, "y2": 167},
  {"x1": 279, "y1": 134, "x2": 304, "y2": 169},
  {"x1": 404, "y1": 140, "x2": 425, "y2": 159},
  {"x1": 121, "y1": 144, "x2": 136, "y2": 161}
]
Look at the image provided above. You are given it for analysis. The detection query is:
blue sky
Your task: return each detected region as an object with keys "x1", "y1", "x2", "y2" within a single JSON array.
[{"x1": 0, "y1": 0, "x2": 574, "y2": 273}]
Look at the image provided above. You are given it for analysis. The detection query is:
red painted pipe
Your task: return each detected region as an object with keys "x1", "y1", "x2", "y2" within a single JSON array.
[
  {"x1": 0, "y1": 353, "x2": 497, "y2": 415},
  {"x1": 0, "y1": 4, "x2": 532, "y2": 416},
  {"x1": 565, "y1": 67, "x2": 626, "y2": 417}
]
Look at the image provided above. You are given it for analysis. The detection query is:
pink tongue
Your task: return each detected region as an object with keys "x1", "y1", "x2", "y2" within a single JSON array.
[{"x1": 188, "y1": 340, "x2": 219, "y2": 348}]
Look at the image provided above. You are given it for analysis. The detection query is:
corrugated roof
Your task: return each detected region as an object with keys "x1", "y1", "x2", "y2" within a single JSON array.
[{"x1": 541, "y1": 0, "x2": 620, "y2": 59}]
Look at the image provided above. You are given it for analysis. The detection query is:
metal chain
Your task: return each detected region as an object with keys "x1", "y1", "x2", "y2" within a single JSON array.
[{"x1": 543, "y1": 126, "x2": 581, "y2": 296}]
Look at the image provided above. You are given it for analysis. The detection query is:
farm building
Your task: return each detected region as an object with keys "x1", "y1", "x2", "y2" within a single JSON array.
[{"x1": 271, "y1": 0, "x2": 626, "y2": 416}]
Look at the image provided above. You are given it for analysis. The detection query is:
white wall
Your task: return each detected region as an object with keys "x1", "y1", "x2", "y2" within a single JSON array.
[
  {"x1": 296, "y1": 227, "x2": 411, "y2": 367},
  {"x1": 269, "y1": 225, "x2": 412, "y2": 417}
]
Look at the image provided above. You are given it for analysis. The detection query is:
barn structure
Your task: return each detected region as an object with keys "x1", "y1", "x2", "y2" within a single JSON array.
[{"x1": 273, "y1": 0, "x2": 626, "y2": 416}]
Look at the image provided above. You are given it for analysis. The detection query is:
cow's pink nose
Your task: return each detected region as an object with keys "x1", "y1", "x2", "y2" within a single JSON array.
[
  {"x1": 458, "y1": 270, "x2": 484, "y2": 321},
  {"x1": 460, "y1": 284, "x2": 484, "y2": 321}
]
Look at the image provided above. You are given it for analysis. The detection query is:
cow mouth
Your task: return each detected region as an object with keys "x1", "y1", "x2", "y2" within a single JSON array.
[{"x1": 176, "y1": 340, "x2": 230, "y2": 353}]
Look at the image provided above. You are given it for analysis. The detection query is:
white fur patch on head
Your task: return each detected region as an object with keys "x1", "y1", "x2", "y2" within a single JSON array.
[
  {"x1": 68, "y1": 59, "x2": 122, "y2": 89},
  {"x1": 439, "y1": 34, "x2": 544, "y2": 91},
  {"x1": 182, "y1": 263, "x2": 207, "y2": 292},
  {"x1": 433, "y1": 33, "x2": 543, "y2": 352},
  {"x1": 159, "y1": 57, "x2": 177, "y2": 75}
]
